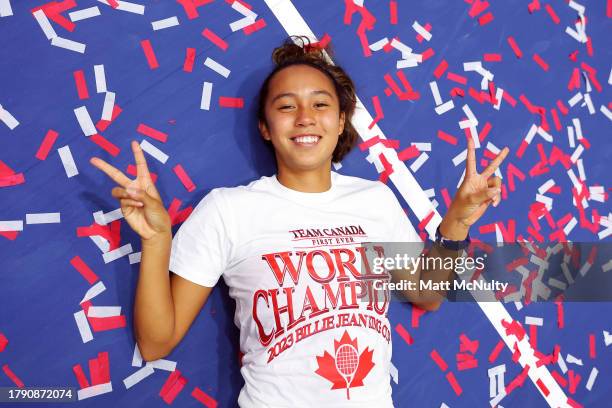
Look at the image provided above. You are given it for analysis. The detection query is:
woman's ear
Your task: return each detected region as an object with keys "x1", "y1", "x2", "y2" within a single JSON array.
[
  {"x1": 338, "y1": 111, "x2": 346, "y2": 135},
  {"x1": 258, "y1": 120, "x2": 271, "y2": 141}
]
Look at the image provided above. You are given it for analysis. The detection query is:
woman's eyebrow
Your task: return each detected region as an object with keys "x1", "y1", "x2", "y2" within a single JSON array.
[{"x1": 270, "y1": 90, "x2": 333, "y2": 103}]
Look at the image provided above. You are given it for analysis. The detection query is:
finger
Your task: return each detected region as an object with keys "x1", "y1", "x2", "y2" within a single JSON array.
[
  {"x1": 463, "y1": 201, "x2": 490, "y2": 225},
  {"x1": 481, "y1": 147, "x2": 509, "y2": 178},
  {"x1": 111, "y1": 186, "x2": 130, "y2": 200},
  {"x1": 487, "y1": 176, "x2": 502, "y2": 189},
  {"x1": 125, "y1": 184, "x2": 159, "y2": 207},
  {"x1": 120, "y1": 198, "x2": 144, "y2": 208},
  {"x1": 466, "y1": 137, "x2": 477, "y2": 177},
  {"x1": 90, "y1": 157, "x2": 133, "y2": 188},
  {"x1": 471, "y1": 186, "x2": 501, "y2": 204},
  {"x1": 131, "y1": 140, "x2": 151, "y2": 181}
]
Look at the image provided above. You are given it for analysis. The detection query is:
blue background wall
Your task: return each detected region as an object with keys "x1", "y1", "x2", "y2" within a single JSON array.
[{"x1": 0, "y1": 0, "x2": 610, "y2": 406}]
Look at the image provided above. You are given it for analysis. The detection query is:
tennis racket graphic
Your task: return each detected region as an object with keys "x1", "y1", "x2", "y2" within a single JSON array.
[{"x1": 335, "y1": 344, "x2": 359, "y2": 400}]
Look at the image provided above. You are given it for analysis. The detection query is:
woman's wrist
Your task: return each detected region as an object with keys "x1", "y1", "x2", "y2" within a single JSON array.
[{"x1": 438, "y1": 212, "x2": 470, "y2": 241}]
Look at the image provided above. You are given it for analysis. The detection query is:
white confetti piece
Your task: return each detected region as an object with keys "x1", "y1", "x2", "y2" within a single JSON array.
[
  {"x1": 604, "y1": 330, "x2": 612, "y2": 346},
  {"x1": 140, "y1": 139, "x2": 169, "y2": 164},
  {"x1": 452, "y1": 149, "x2": 467, "y2": 166},
  {"x1": 536, "y1": 126, "x2": 553, "y2": 142},
  {"x1": 58, "y1": 145, "x2": 79, "y2": 178},
  {"x1": 493, "y1": 87, "x2": 503, "y2": 110},
  {"x1": 32, "y1": 9, "x2": 57, "y2": 40},
  {"x1": 74, "y1": 310, "x2": 93, "y2": 343},
  {"x1": 87, "y1": 306, "x2": 121, "y2": 318},
  {"x1": 81, "y1": 281, "x2": 106, "y2": 303},
  {"x1": 434, "y1": 100, "x2": 454, "y2": 115},
  {"x1": 585, "y1": 367, "x2": 598, "y2": 391},
  {"x1": 69, "y1": 6, "x2": 101, "y2": 22},
  {"x1": 25, "y1": 213, "x2": 61, "y2": 224},
  {"x1": 514, "y1": 301, "x2": 523, "y2": 311},
  {"x1": 151, "y1": 16, "x2": 179, "y2": 31},
  {"x1": 566, "y1": 353, "x2": 583, "y2": 366},
  {"x1": 51, "y1": 36, "x2": 86, "y2": 54},
  {"x1": 547, "y1": 277, "x2": 567, "y2": 290},
  {"x1": 200, "y1": 82, "x2": 213, "y2": 110},
  {"x1": 102, "y1": 243, "x2": 133, "y2": 263},
  {"x1": 0, "y1": 0, "x2": 13, "y2": 17},
  {"x1": 600, "y1": 105, "x2": 612, "y2": 121},
  {"x1": 74, "y1": 106, "x2": 97, "y2": 136},
  {"x1": 0, "y1": 103, "x2": 19, "y2": 129},
  {"x1": 146, "y1": 359, "x2": 176, "y2": 371},
  {"x1": 204, "y1": 57, "x2": 230, "y2": 78},
  {"x1": 412, "y1": 21, "x2": 431, "y2": 41},
  {"x1": 525, "y1": 316, "x2": 543, "y2": 326},
  {"x1": 369, "y1": 38, "x2": 388, "y2": 51},
  {"x1": 128, "y1": 252, "x2": 141, "y2": 264},
  {"x1": 101, "y1": 92, "x2": 115, "y2": 121},
  {"x1": 108, "y1": 0, "x2": 145, "y2": 15},
  {"x1": 123, "y1": 365, "x2": 154, "y2": 389},
  {"x1": 91, "y1": 235, "x2": 110, "y2": 252},
  {"x1": 568, "y1": 92, "x2": 583, "y2": 107},
  {"x1": 229, "y1": 15, "x2": 256, "y2": 31},
  {"x1": 429, "y1": 81, "x2": 442, "y2": 106},
  {"x1": 538, "y1": 179, "x2": 555, "y2": 194},
  {"x1": 132, "y1": 344, "x2": 143, "y2": 367},
  {"x1": 231, "y1": 0, "x2": 257, "y2": 19},
  {"x1": 94, "y1": 64, "x2": 107, "y2": 93},
  {"x1": 332, "y1": 161, "x2": 342, "y2": 170},
  {"x1": 0, "y1": 220, "x2": 23, "y2": 232},
  {"x1": 389, "y1": 362, "x2": 398, "y2": 384},
  {"x1": 94, "y1": 208, "x2": 124, "y2": 226},
  {"x1": 411, "y1": 143, "x2": 431, "y2": 152},
  {"x1": 410, "y1": 152, "x2": 428, "y2": 172},
  {"x1": 602, "y1": 260, "x2": 612, "y2": 273},
  {"x1": 77, "y1": 382, "x2": 112, "y2": 400},
  {"x1": 563, "y1": 217, "x2": 578, "y2": 236},
  {"x1": 583, "y1": 93, "x2": 595, "y2": 114}
]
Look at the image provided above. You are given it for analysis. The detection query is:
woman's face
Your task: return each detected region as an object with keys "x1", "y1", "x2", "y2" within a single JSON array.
[{"x1": 259, "y1": 64, "x2": 345, "y2": 173}]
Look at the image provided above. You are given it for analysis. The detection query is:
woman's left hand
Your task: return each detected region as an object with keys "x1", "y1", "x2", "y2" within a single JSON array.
[{"x1": 442, "y1": 138, "x2": 509, "y2": 238}]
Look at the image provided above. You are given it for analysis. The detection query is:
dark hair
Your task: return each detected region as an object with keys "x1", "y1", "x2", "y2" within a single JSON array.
[{"x1": 257, "y1": 36, "x2": 358, "y2": 163}]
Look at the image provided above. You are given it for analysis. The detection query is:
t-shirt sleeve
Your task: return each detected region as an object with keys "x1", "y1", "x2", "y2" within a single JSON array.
[
  {"x1": 381, "y1": 184, "x2": 421, "y2": 243},
  {"x1": 168, "y1": 189, "x2": 231, "y2": 287}
]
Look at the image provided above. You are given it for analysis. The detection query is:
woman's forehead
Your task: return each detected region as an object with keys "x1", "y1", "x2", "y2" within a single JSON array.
[{"x1": 268, "y1": 64, "x2": 336, "y2": 97}]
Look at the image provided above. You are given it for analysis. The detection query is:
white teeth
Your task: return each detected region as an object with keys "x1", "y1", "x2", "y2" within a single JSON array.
[{"x1": 293, "y1": 136, "x2": 319, "y2": 144}]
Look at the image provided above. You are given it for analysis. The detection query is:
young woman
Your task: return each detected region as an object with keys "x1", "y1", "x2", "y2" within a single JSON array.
[{"x1": 90, "y1": 37, "x2": 508, "y2": 407}]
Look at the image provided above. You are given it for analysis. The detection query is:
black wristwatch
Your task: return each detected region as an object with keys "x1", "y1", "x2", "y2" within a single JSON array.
[{"x1": 435, "y1": 224, "x2": 471, "y2": 251}]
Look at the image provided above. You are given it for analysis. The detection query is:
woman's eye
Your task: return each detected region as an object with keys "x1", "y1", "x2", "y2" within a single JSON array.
[
  {"x1": 315, "y1": 103, "x2": 329, "y2": 108},
  {"x1": 279, "y1": 105, "x2": 293, "y2": 110}
]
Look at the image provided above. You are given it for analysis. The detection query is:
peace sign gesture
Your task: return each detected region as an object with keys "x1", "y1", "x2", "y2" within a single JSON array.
[
  {"x1": 90, "y1": 141, "x2": 171, "y2": 241},
  {"x1": 443, "y1": 138, "x2": 509, "y2": 237}
]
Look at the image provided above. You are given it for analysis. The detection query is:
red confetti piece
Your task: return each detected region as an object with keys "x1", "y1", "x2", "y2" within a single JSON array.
[
  {"x1": 421, "y1": 47, "x2": 435, "y2": 61},
  {"x1": 140, "y1": 40, "x2": 159, "y2": 70},
  {"x1": 544, "y1": 4, "x2": 560, "y2": 24},
  {"x1": 0, "y1": 332, "x2": 7, "y2": 352},
  {"x1": 411, "y1": 305, "x2": 427, "y2": 327},
  {"x1": 73, "y1": 70, "x2": 89, "y2": 100},
  {"x1": 191, "y1": 387, "x2": 218, "y2": 408},
  {"x1": 536, "y1": 378, "x2": 550, "y2": 397},
  {"x1": 483, "y1": 53, "x2": 502, "y2": 62},
  {"x1": 552, "y1": 370, "x2": 568, "y2": 388},
  {"x1": 568, "y1": 369, "x2": 581, "y2": 394},
  {"x1": 202, "y1": 28, "x2": 228, "y2": 51},
  {"x1": 445, "y1": 371, "x2": 462, "y2": 395},
  {"x1": 96, "y1": 104, "x2": 122, "y2": 132},
  {"x1": 440, "y1": 188, "x2": 451, "y2": 208},
  {"x1": 368, "y1": 96, "x2": 384, "y2": 129},
  {"x1": 70, "y1": 256, "x2": 99, "y2": 284},
  {"x1": 137, "y1": 123, "x2": 168, "y2": 143},
  {"x1": 418, "y1": 210, "x2": 435, "y2": 231},
  {"x1": 468, "y1": 0, "x2": 489, "y2": 18},
  {"x1": 488, "y1": 340, "x2": 504, "y2": 363},
  {"x1": 505, "y1": 364, "x2": 530, "y2": 395},
  {"x1": 556, "y1": 99, "x2": 569, "y2": 115},
  {"x1": 88, "y1": 315, "x2": 127, "y2": 332},
  {"x1": 389, "y1": 0, "x2": 398, "y2": 25},
  {"x1": 478, "y1": 122, "x2": 492, "y2": 142},
  {"x1": 446, "y1": 72, "x2": 467, "y2": 85},
  {"x1": 35, "y1": 129, "x2": 59, "y2": 161},
  {"x1": 243, "y1": 18, "x2": 266, "y2": 35},
  {"x1": 184, "y1": 48, "x2": 196, "y2": 72},
  {"x1": 384, "y1": 71, "x2": 420, "y2": 100},
  {"x1": 72, "y1": 364, "x2": 90, "y2": 389},
  {"x1": 478, "y1": 12, "x2": 493, "y2": 25},
  {"x1": 397, "y1": 145, "x2": 420, "y2": 161},
  {"x1": 589, "y1": 333, "x2": 596, "y2": 358},
  {"x1": 502, "y1": 89, "x2": 517, "y2": 107},
  {"x1": 90, "y1": 134, "x2": 120, "y2": 157},
  {"x1": 459, "y1": 333, "x2": 479, "y2": 354},
  {"x1": 177, "y1": 0, "x2": 214, "y2": 19},
  {"x1": 2, "y1": 364, "x2": 25, "y2": 388},
  {"x1": 437, "y1": 130, "x2": 457, "y2": 145},
  {"x1": 507, "y1": 36, "x2": 523, "y2": 58},
  {"x1": 567, "y1": 397, "x2": 584, "y2": 408},
  {"x1": 219, "y1": 97, "x2": 244, "y2": 108},
  {"x1": 529, "y1": 324, "x2": 538, "y2": 349},
  {"x1": 430, "y1": 349, "x2": 448, "y2": 371},
  {"x1": 532, "y1": 53, "x2": 549, "y2": 71},
  {"x1": 416, "y1": 23, "x2": 432, "y2": 43},
  {"x1": 395, "y1": 323, "x2": 413, "y2": 345},
  {"x1": 173, "y1": 164, "x2": 196, "y2": 192},
  {"x1": 433, "y1": 59, "x2": 448, "y2": 79},
  {"x1": 160, "y1": 370, "x2": 188, "y2": 404},
  {"x1": 167, "y1": 198, "x2": 194, "y2": 226}
]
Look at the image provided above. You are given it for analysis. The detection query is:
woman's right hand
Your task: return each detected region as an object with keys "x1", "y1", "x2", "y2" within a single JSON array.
[{"x1": 90, "y1": 140, "x2": 171, "y2": 241}]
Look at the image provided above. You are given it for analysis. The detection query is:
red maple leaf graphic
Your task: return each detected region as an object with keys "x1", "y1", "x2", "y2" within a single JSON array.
[{"x1": 314, "y1": 330, "x2": 375, "y2": 399}]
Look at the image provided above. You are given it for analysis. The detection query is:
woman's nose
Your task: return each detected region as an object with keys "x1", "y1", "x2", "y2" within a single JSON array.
[{"x1": 295, "y1": 107, "x2": 316, "y2": 127}]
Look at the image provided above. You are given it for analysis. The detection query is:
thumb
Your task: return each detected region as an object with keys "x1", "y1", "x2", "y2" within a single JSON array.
[{"x1": 127, "y1": 185, "x2": 159, "y2": 207}]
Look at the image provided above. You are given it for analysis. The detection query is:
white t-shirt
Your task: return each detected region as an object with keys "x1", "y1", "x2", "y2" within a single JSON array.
[{"x1": 169, "y1": 171, "x2": 421, "y2": 407}]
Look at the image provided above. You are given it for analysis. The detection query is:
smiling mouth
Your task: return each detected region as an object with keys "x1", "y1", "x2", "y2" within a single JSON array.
[{"x1": 291, "y1": 135, "x2": 321, "y2": 146}]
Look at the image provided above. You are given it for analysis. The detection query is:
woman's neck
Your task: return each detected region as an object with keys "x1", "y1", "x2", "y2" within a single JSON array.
[{"x1": 276, "y1": 166, "x2": 332, "y2": 193}]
